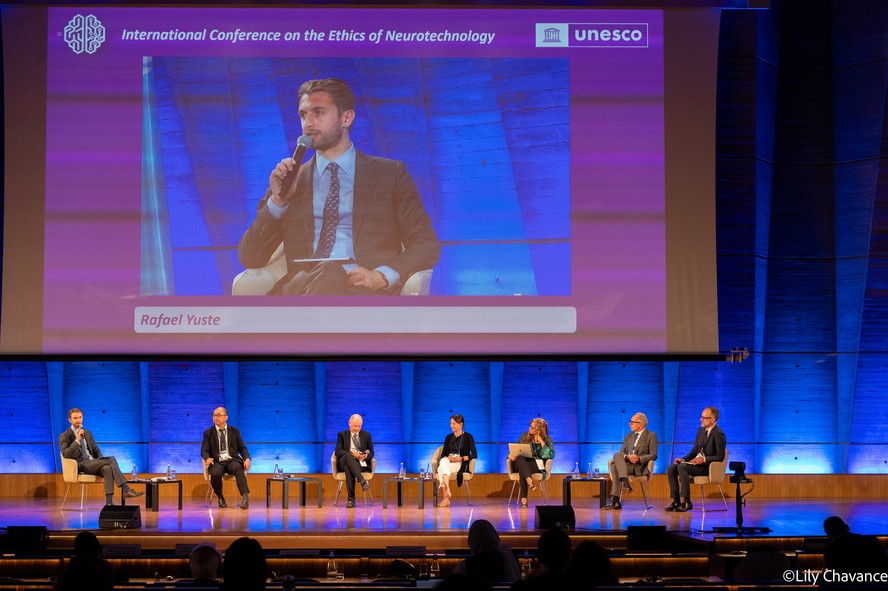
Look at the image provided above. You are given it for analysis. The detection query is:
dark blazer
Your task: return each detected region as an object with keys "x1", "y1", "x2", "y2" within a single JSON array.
[
  {"x1": 201, "y1": 425, "x2": 250, "y2": 463},
  {"x1": 334, "y1": 429, "x2": 374, "y2": 464},
  {"x1": 618, "y1": 429, "x2": 658, "y2": 474},
  {"x1": 681, "y1": 424, "x2": 726, "y2": 465},
  {"x1": 58, "y1": 428, "x2": 104, "y2": 466},
  {"x1": 238, "y1": 150, "x2": 441, "y2": 292}
]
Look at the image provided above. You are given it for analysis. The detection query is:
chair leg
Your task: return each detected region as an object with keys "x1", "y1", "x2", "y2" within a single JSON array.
[
  {"x1": 540, "y1": 481, "x2": 550, "y2": 505},
  {"x1": 205, "y1": 483, "x2": 214, "y2": 507},
  {"x1": 698, "y1": 485, "x2": 706, "y2": 511},
  {"x1": 60, "y1": 483, "x2": 72, "y2": 510},
  {"x1": 718, "y1": 484, "x2": 728, "y2": 511},
  {"x1": 507, "y1": 481, "x2": 518, "y2": 506},
  {"x1": 334, "y1": 482, "x2": 343, "y2": 507},
  {"x1": 640, "y1": 481, "x2": 652, "y2": 510},
  {"x1": 79, "y1": 484, "x2": 87, "y2": 511},
  {"x1": 363, "y1": 488, "x2": 374, "y2": 507},
  {"x1": 465, "y1": 481, "x2": 474, "y2": 507}
]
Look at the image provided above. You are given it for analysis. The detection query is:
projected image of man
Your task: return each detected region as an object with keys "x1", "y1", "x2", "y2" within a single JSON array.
[{"x1": 238, "y1": 78, "x2": 440, "y2": 295}]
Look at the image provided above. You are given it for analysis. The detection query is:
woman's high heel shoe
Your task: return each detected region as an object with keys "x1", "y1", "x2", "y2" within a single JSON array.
[{"x1": 438, "y1": 496, "x2": 451, "y2": 507}]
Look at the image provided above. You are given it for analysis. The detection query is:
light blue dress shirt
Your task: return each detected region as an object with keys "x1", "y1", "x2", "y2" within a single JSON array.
[{"x1": 266, "y1": 143, "x2": 399, "y2": 287}]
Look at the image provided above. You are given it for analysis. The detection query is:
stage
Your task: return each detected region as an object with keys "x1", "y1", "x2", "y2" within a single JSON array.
[{"x1": 3, "y1": 496, "x2": 887, "y2": 552}]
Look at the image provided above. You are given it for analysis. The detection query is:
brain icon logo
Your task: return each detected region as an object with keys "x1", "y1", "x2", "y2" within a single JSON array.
[{"x1": 64, "y1": 14, "x2": 106, "y2": 55}]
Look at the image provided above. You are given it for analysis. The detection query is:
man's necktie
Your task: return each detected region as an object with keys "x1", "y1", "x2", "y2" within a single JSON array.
[
  {"x1": 352, "y1": 433, "x2": 360, "y2": 451},
  {"x1": 313, "y1": 162, "x2": 340, "y2": 258},
  {"x1": 219, "y1": 429, "x2": 227, "y2": 453},
  {"x1": 79, "y1": 435, "x2": 91, "y2": 460},
  {"x1": 701, "y1": 429, "x2": 710, "y2": 453},
  {"x1": 630, "y1": 433, "x2": 640, "y2": 454}
]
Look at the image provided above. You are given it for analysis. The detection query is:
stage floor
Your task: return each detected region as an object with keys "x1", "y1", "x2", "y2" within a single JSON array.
[{"x1": 2, "y1": 497, "x2": 887, "y2": 551}]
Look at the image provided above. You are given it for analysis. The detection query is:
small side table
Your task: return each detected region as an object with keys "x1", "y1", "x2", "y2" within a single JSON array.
[
  {"x1": 382, "y1": 477, "x2": 438, "y2": 509},
  {"x1": 562, "y1": 477, "x2": 608, "y2": 508},
  {"x1": 121, "y1": 479, "x2": 183, "y2": 512},
  {"x1": 266, "y1": 477, "x2": 323, "y2": 509}
]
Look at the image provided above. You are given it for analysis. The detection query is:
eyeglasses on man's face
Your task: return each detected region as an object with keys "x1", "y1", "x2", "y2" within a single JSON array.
[
  {"x1": 700, "y1": 416, "x2": 713, "y2": 421},
  {"x1": 629, "y1": 420, "x2": 642, "y2": 424}
]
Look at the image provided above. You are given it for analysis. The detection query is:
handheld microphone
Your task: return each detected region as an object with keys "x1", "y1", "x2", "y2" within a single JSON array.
[{"x1": 280, "y1": 134, "x2": 313, "y2": 193}]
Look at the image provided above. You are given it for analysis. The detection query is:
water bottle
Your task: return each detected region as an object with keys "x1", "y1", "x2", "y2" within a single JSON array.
[
  {"x1": 593, "y1": 466, "x2": 600, "y2": 479},
  {"x1": 418, "y1": 463, "x2": 425, "y2": 480},
  {"x1": 273, "y1": 463, "x2": 280, "y2": 479},
  {"x1": 430, "y1": 552, "x2": 440, "y2": 578},
  {"x1": 131, "y1": 464, "x2": 138, "y2": 481},
  {"x1": 278, "y1": 464, "x2": 284, "y2": 479},
  {"x1": 587, "y1": 462, "x2": 593, "y2": 479},
  {"x1": 521, "y1": 550, "x2": 531, "y2": 579},
  {"x1": 573, "y1": 462, "x2": 579, "y2": 478},
  {"x1": 425, "y1": 463, "x2": 431, "y2": 480},
  {"x1": 170, "y1": 469, "x2": 177, "y2": 480},
  {"x1": 166, "y1": 463, "x2": 172, "y2": 479},
  {"x1": 399, "y1": 462, "x2": 406, "y2": 479},
  {"x1": 326, "y1": 550, "x2": 337, "y2": 580}
]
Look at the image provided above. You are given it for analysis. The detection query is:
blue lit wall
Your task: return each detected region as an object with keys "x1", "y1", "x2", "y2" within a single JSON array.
[{"x1": 2, "y1": 1, "x2": 888, "y2": 476}]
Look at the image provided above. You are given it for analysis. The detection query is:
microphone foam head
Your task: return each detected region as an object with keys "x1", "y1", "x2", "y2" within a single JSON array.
[{"x1": 297, "y1": 134, "x2": 313, "y2": 149}]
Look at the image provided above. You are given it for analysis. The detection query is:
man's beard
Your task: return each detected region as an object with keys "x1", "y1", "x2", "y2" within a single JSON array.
[{"x1": 311, "y1": 125, "x2": 345, "y2": 152}]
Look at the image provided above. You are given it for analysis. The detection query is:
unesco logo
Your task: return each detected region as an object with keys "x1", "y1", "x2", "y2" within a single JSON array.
[{"x1": 64, "y1": 14, "x2": 106, "y2": 55}]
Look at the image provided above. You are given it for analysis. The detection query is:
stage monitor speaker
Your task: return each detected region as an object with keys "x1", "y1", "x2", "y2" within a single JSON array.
[
  {"x1": 98, "y1": 505, "x2": 141, "y2": 529},
  {"x1": 6, "y1": 525, "x2": 48, "y2": 555},
  {"x1": 535, "y1": 505, "x2": 575, "y2": 529},
  {"x1": 627, "y1": 525, "x2": 668, "y2": 550}
]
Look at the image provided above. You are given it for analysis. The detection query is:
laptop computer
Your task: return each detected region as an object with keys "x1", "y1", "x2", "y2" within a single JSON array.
[{"x1": 508, "y1": 443, "x2": 533, "y2": 458}]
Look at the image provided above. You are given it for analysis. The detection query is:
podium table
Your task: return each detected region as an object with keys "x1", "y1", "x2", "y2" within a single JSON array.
[
  {"x1": 562, "y1": 477, "x2": 608, "y2": 508},
  {"x1": 121, "y1": 479, "x2": 182, "y2": 512},
  {"x1": 266, "y1": 477, "x2": 323, "y2": 509}
]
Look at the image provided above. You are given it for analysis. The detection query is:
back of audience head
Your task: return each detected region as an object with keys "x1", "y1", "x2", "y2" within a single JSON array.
[
  {"x1": 537, "y1": 528, "x2": 572, "y2": 572},
  {"x1": 567, "y1": 540, "x2": 617, "y2": 585},
  {"x1": 222, "y1": 537, "x2": 266, "y2": 590},
  {"x1": 468, "y1": 519, "x2": 501, "y2": 555},
  {"x1": 190, "y1": 543, "x2": 222, "y2": 581},
  {"x1": 823, "y1": 515, "x2": 850, "y2": 539},
  {"x1": 72, "y1": 531, "x2": 102, "y2": 557}
]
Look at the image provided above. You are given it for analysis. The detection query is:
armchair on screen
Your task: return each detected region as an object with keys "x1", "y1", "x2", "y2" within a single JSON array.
[{"x1": 231, "y1": 244, "x2": 433, "y2": 296}]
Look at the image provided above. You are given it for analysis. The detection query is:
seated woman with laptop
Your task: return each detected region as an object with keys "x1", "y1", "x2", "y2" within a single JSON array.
[{"x1": 507, "y1": 418, "x2": 555, "y2": 508}]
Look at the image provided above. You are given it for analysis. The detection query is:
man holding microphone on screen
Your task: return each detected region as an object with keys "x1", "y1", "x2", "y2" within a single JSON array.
[{"x1": 238, "y1": 78, "x2": 440, "y2": 295}]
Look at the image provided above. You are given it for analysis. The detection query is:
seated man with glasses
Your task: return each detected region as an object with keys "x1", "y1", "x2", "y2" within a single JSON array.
[
  {"x1": 605, "y1": 412, "x2": 658, "y2": 510},
  {"x1": 664, "y1": 406, "x2": 726, "y2": 512},
  {"x1": 201, "y1": 407, "x2": 252, "y2": 509}
]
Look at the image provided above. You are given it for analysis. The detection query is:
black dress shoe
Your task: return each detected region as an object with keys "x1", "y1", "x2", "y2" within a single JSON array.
[
  {"x1": 122, "y1": 487, "x2": 144, "y2": 499},
  {"x1": 675, "y1": 500, "x2": 693, "y2": 512},
  {"x1": 360, "y1": 480, "x2": 370, "y2": 491},
  {"x1": 604, "y1": 500, "x2": 622, "y2": 510},
  {"x1": 346, "y1": 499, "x2": 356, "y2": 508},
  {"x1": 218, "y1": 497, "x2": 228, "y2": 508},
  {"x1": 664, "y1": 501, "x2": 680, "y2": 512},
  {"x1": 240, "y1": 493, "x2": 249, "y2": 509},
  {"x1": 621, "y1": 478, "x2": 633, "y2": 493}
]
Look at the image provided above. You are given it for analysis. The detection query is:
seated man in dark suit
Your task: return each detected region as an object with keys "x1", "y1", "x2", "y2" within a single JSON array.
[
  {"x1": 201, "y1": 407, "x2": 251, "y2": 509},
  {"x1": 605, "y1": 411, "x2": 658, "y2": 510},
  {"x1": 664, "y1": 406, "x2": 726, "y2": 512},
  {"x1": 238, "y1": 77, "x2": 440, "y2": 295},
  {"x1": 58, "y1": 407, "x2": 144, "y2": 505},
  {"x1": 334, "y1": 414, "x2": 374, "y2": 508}
]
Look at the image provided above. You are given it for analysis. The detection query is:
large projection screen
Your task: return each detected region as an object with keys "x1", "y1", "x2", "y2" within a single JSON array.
[{"x1": 1, "y1": 6, "x2": 720, "y2": 357}]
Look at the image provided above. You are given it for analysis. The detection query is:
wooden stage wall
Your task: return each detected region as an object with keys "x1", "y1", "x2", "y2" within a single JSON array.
[{"x1": 4, "y1": 473, "x2": 887, "y2": 501}]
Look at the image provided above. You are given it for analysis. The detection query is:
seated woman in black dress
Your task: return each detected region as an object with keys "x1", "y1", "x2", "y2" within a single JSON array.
[{"x1": 435, "y1": 414, "x2": 477, "y2": 507}]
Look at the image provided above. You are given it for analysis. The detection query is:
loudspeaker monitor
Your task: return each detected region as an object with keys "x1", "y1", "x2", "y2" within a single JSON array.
[
  {"x1": 98, "y1": 505, "x2": 141, "y2": 529},
  {"x1": 6, "y1": 525, "x2": 48, "y2": 555},
  {"x1": 534, "y1": 505, "x2": 575, "y2": 529},
  {"x1": 627, "y1": 525, "x2": 668, "y2": 550}
]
